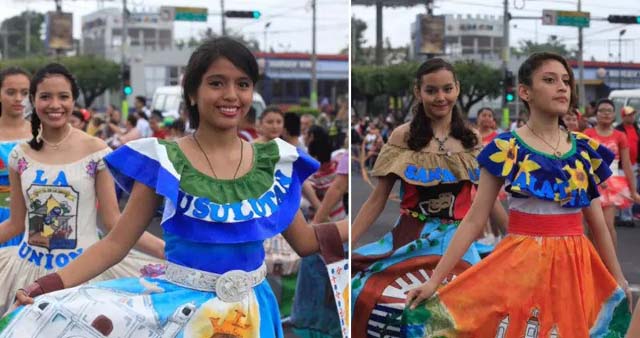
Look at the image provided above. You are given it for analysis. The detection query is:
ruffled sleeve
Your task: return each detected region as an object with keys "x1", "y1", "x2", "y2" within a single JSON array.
[
  {"x1": 104, "y1": 138, "x2": 181, "y2": 206},
  {"x1": 84, "y1": 147, "x2": 112, "y2": 178},
  {"x1": 477, "y1": 132, "x2": 520, "y2": 180},
  {"x1": 573, "y1": 131, "x2": 614, "y2": 188}
]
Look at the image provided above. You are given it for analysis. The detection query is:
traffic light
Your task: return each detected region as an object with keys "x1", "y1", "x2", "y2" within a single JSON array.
[
  {"x1": 122, "y1": 65, "x2": 132, "y2": 96},
  {"x1": 607, "y1": 15, "x2": 640, "y2": 24},
  {"x1": 224, "y1": 10, "x2": 261, "y2": 19},
  {"x1": 504, "y1": 70, "x2": 515, "y2": 103}
]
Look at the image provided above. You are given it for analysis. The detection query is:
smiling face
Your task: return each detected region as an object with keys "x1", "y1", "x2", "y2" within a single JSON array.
[
  {"x1": 1, "y1": 74, "x2": 30, "y2": 118},
  {"x1": 189, "y1": 57, "x2": 253, "y2": 131},
  {"x1": 33, "y1": 75, "x2": 74, "y2": 129},
  {"x1": 414, "y1": 69, "x2": 459, "y2": 121},
  {"x1": 519, "y1": 60, "x2": 571, "y2": 117}
]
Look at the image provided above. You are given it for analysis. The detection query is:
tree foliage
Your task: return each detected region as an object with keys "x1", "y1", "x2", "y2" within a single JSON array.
[
  {"x1": 0, "y1": 11, "x2": 46, "y2": 59},
  {"x1": 512, "y1": 37, "x2": 577, "y2": 59},
  {"x1": 0, "y1": 56, "x2": 121, "y2": 108},
  {"x1": 453, "y1": 60, "x2": 502, "y2": 114},
  {"x1": 352, "y1": 60, "x2": 502, "y2": 117},
  {"x1": 351, "y1": 16, "x2": 368, "y2": 65}
]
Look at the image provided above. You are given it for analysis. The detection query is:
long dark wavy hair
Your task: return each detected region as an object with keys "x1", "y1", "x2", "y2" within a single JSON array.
[
  {"x1": 0, "y1": 67, "x2": 30, "y2": 116},
  {"x1": 28, "y1": 63, "x2": 80, "y2": 151},
  {"x1": 407, "y1": 58, "x2": 478, "y2": 151}
]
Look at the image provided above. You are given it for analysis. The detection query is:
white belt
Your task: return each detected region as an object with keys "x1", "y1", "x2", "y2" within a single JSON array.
[{"x1": 165, "y1": 262, "x2": 267, "y2": 303}]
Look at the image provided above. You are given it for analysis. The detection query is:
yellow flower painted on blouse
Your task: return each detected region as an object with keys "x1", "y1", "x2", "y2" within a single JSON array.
[
  {"x1": 489, "y1": 138, "x2": 519, "y2": 176},
  {"x1": 575, "y1": 132, "x2": 601, "y2": 151},
  {"x1": 564, "y1": 160, "x2": 589, "y2": 192},
  {"x1": 515, "y1": 154, "x2": 541, "y2": 185}
]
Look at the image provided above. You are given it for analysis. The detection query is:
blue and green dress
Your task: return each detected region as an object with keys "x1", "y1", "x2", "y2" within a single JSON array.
[
  {"x1": 351, "y1": 141, "x2": 483, "y2": 337},
  {"x1": 0, "y1": 137, "x2": 319, "y2": 338},
  {"x1": 0, "y1": 140, "x2": 25, "y2": 248}
]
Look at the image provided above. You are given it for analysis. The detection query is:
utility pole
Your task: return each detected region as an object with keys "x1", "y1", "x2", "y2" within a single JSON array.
[
  {"x1": 501, "y1": 0, "x2": 511, "y2": 129},
  {"x1": 311, "y1": 0, "x2": 318, "y2": 109},
  {"x1": 25, "y1": 11, "x2": 31, "y2": 55},
  {"x1": 375, "y1": 0, "x2": 383, "y2": 65},
  {"x1": 618, "y1": 29, "x2": 626, "y2": 89},
  {"x1": 577, "y1": 0, "x2": 586, "y2": 110},
  {"x1": 221, "y1": 0, "x2": 226, "y2": 36},
  {"x1": 121, "y1": 0, "x2": 129, "y2": 116}
]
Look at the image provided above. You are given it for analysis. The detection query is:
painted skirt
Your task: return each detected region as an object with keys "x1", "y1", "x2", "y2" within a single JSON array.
[
  {"x1": 401, "y1": 234, "x2": 630, "y2": 337},
  {"x1": 351, "y1": 215, "x2": 482, "y2": 337},
  {"x1": 0, "y1": 276, "x2": 283, "y2": 338}
]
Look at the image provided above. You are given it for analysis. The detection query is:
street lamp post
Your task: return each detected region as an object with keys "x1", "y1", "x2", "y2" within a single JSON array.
[
  {"x1": 618, "y1": 29, "x2": 626, "y2": 89},
  {"x1": 264, "y1": 22, "x2": 271, "y2": 52}
]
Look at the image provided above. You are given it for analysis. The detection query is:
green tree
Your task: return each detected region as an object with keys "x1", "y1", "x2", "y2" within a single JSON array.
[
  {"x1": 0, "y1": 55, "x2": 121, "y2": 108},
  {"x1": 63, "y1": 56, "x2": 120, "y2": 108},
  {"x1": 0, "y1": 11, "x2": 46, "y2": 59},
  {"x1": 351, "y1": 16, "x2": 368, "y2": 65},
  {"x1": 512, "y1": 36, "x2": 577, "y2": 59},
  {"x1": 453, "y1": 60, "x2": 502, "y2": 115}
]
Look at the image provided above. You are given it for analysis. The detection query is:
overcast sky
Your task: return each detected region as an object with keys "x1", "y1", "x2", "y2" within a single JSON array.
[
  {"x1": 4, "y1": 0, "x2": 350, "y2": 54},
  {"x1": 2, "y1": 0, "x2": 640, "y2": 60},
  {"x1": 352, "y1": 0, "x2": 640, "y2": 62}
]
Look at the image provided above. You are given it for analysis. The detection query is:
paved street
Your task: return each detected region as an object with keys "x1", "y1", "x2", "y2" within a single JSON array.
[{"x1": 351, "y1": 170, "x2": 640, "y2": 294}]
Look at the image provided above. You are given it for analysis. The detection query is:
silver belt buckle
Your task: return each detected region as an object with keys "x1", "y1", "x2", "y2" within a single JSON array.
[{"x1": 215, "y1": 269, "x2": 253, "y2": 303}]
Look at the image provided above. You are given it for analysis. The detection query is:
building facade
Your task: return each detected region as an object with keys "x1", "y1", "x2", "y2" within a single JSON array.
[
  {"x1": 256, "y1": 52, "x2": 348, "y2": 106},
  {"x1": 411, "y1": 14, "x2": 504, "y2": 60}
]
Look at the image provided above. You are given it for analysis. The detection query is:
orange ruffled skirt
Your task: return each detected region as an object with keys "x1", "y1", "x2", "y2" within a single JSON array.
[{"x1": 402, "y1": 211, "x2": 630, "y2": 337}]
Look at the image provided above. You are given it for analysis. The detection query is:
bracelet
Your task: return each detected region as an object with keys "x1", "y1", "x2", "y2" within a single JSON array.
[{"x1": 19, "y1": 273, "x2": 65, "y2": 299}]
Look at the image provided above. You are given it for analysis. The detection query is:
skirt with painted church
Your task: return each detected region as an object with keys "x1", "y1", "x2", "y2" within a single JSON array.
[{"x1": 400, "y1": 211, "x2": 631, "y2": 338}]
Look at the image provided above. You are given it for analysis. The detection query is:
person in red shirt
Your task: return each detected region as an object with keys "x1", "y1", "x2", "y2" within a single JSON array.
[
  {"x1": 476, "y1": 107, "x2": 498, "y2": 145},
  {"x1": 615, "y1": 105, "x2": 640, "y2": 223},
  {"x1": 149, "y1": 110, "x2": 167, "y2": 139},
  {"x1": 584, "y1": 99, "x2": 640, "y2": 247}
]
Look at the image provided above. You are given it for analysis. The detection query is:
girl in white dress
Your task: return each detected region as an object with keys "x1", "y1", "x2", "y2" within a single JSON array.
[{"x1": 0, "y1": 63, "x2": 165, "y2": 314}]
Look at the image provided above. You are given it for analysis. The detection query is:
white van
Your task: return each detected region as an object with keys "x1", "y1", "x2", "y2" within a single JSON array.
[
  {"x1": 609, "y1": 89, "x2": 640, "y2": 115},
  {"x1": 151, "y1": 85, "x2": 266, "y2": 121}
]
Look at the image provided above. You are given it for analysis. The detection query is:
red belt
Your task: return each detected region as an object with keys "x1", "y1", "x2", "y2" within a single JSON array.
[{"x1": 508, "y1": 210, "x2": 584, "y2": 236}]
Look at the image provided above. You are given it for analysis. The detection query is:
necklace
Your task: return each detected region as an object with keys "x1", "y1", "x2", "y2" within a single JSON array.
[
  {"x1": 525, "y1": 123, "x2": 563, "y2": 158},
  {"x1": 40, "y1": 124, "x2": 73, "y2": 150},
  {"x1": 433, "y1": 134, "x2": 449, "y2": 152},
  {"x1": 192, "y1": 133, "x2": 244, "y2": 179}
]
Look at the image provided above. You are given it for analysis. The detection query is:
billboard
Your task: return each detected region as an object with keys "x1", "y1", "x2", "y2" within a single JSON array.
[
  {"x1": 46, "y1": 12, "x2": 73, "y2": 50},
  {"x1": 419, "y1": 15, "x2": 445, "y2": 55}
]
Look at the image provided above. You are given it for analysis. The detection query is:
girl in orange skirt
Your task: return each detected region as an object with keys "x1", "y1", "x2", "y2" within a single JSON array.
[{"x1": 403, "y1": 52, "x2": 632, "y2": 337}]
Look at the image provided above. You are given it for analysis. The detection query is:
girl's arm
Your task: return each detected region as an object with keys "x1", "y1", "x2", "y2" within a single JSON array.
[
  {"x1": 282, "y1": 211, "x2": 348, "y2": 257},
  {"x1": 0, "y1": 168, "x2": 26, "y2": 243},
  {"x1": 583, "y1": 199, "x2": 632, "y2": 309},
  {"x1": 628, "y1": 300, "x2": 640, "y2": 337},
  {"x1": 95, "y1": 168, "x2": 165, "y2": 259},
  {"x1": 406, "y1": 168, "x2": 503, "y2": 308},
  {"x1": 302, "y1": 180, "x2": 322, "y2": 211},
  {"x1": 312, "y1": 173, "x2": 348, "y2": 223},
  {"x1": 620, "y1": 148, "x2": 640, "y2": 202},
  {"x1": 351, "y1": 174, "x2": 396, "y2": 244},
  {"x1": 488, "y1": 198, "x2": 508, "y2": 234}
]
